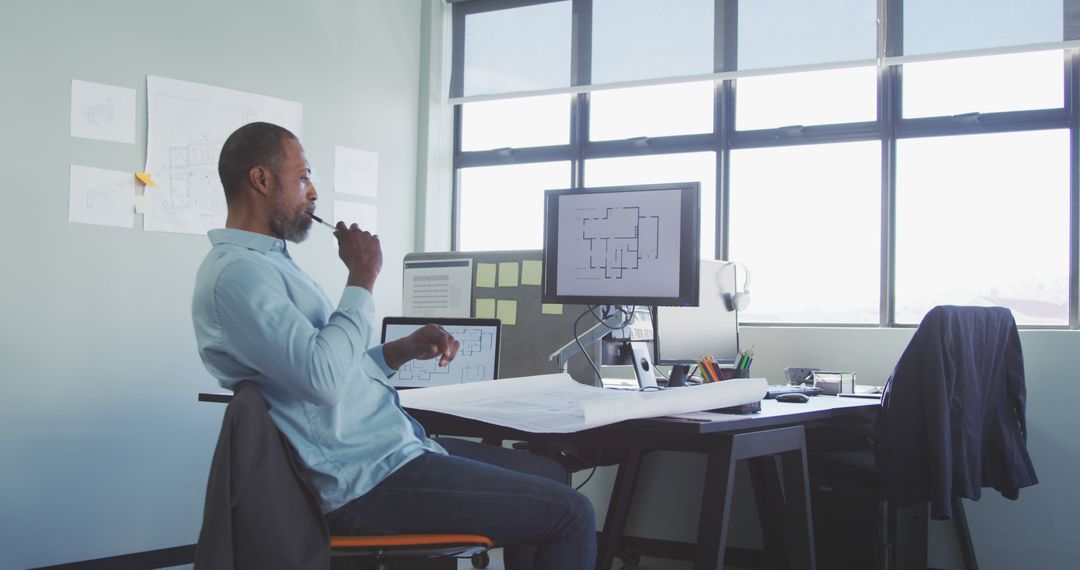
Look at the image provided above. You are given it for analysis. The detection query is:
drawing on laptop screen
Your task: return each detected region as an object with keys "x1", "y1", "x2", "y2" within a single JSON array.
[{"x1": 380, "y1": 317, "x2": 501, "y2": 388}]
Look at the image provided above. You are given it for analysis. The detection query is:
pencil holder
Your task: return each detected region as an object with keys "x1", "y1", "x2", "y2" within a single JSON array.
[{"x1": 719, "y1": 367, "x2": 750, "y2": 380}]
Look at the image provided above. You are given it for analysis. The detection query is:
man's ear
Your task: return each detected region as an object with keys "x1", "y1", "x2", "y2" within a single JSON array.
[{"x1": 247, "y1": 165, "x2": 272, "y2": 195}]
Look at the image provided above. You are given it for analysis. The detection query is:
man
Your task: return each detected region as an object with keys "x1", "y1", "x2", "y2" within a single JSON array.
[{"x1": 192, "y1": 122, "x2": 596, "y2": 568}]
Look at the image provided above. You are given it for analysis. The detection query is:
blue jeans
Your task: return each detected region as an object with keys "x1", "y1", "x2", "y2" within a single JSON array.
[{"x1": 325, "y1": 437, "x2": 597, "y2": 570}]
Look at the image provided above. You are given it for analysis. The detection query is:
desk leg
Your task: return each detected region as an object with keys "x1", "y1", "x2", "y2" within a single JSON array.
[
  {"x1": 749, "y1": 456, "x2": 787, "y2": 570},
  {"x1": 694, "y1": 436, "x2": 736, "y2": 570},
  {"x1": 596, "y1": 448, "x2": 644, "y2": 570},
  {"x1": 747, "y1": 436, "x2": 817, "y2": 570}
]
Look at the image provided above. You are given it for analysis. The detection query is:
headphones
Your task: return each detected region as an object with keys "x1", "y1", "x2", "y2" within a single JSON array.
[{"x1": 717, "y1": 261, "x2": 751, "y2": 312}]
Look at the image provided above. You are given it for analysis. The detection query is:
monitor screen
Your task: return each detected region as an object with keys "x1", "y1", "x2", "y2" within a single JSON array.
[
  {"x1": 380, "y1": 317, "x2": 501, "y2": 388},
  {"x1": 541, "y1": 183, "x2": 700, "y2": 306},
  {"x1": 653, "y1": 259, "x2": 740, "y2": 367}
]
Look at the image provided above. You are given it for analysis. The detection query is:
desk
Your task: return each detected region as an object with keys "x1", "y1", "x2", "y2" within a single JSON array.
[
  {"x1": 199, "y1": 392, "x2": 878, "y2": 570},
  {"x1": 406, "y1": 396, "x2": 879, "y2": 570}
]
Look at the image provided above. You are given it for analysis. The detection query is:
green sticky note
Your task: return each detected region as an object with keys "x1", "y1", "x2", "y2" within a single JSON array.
[
  {"x1": 541, "y1": 303, "x2": 563, "y2": 315},
  {"x1": 498, "y1": 262, "x2": 519, "y2": 287},
  {"x1": 476, "y1": 263, "x2": 497, "y2": 288},
  {"x1": 475, "y1": 298, "x2": 496, "y2": 319},
  {"x1": 496, "y1": 299, "x2": 518, "y2": 326},
  {"x1": 521, "y1": 260, "x2": 542, "y2": 286}
]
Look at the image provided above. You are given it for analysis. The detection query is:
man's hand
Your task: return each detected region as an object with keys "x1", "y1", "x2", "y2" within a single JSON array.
[
  {"x1": 383, "y1": 324, "x2": 460, "y2": 370},
  {"x1": 334, "y1": 222, "x2": 382, "y2": 291}
]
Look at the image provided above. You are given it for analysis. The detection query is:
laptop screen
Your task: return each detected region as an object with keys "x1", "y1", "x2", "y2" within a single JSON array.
[{"x1": 380, "y1": 317, "x2": 501, "y2": 388}]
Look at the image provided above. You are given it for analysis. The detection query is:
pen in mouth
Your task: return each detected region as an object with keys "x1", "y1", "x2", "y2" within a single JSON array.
[{"x1": 309, "y1": 213, "x2": 335, "y2": 229}]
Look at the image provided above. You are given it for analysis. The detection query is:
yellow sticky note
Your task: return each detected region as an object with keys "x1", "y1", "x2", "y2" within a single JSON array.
[
  {"x1": 541, "y1": 303, "x2": 563, "y2": 315},
  {"x1": 476, "y1": 263, "x2": 497, "y2": 288},
  {"x1": 521, "y1": 260, "x2": 543, "y2": 286},
  {"x1": 135, "y1": 172, "x2": 157, "y2": 187},
  {"x1": 498, "y1": 262, "x2": 519, "y2": 287},
  {"x1": 133, "y1": 194, "x2": 151, "y2": 214},
  {"x1": 496, "y1": 299, "x2": 518, "y2": 326},
  {"x1": 475, "y1": 298, "x2": 496, "y2": 319}
]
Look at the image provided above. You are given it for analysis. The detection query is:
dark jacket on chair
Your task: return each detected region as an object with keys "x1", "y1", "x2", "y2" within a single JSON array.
[
  {"x1": 195, "y1": 382, "x2": 330, "y2": 569},
  {"x1": 874, "y1": 306, "x2": 1038, "y2": 520}
]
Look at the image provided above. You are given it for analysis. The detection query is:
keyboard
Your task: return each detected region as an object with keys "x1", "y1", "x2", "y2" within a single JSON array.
[{"x1": 765, "y1": 384, "x2": 823, "y2": 399}]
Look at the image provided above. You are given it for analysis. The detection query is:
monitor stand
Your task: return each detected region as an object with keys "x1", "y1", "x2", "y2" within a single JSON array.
[
  {"x1": 627, "y1": 341, "x2": 657, "y2": 389},
  {"x1": 666, "y1": 364, "x2": 691, "y2": 388}
]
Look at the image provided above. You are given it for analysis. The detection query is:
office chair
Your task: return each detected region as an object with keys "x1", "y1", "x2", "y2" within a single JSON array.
[
  {"x1": 808, "y1": 306, "x2": 1038, "y2": 570},
  {"x1": 195, "y1": 381, "x2": 493, "y2": 570}
]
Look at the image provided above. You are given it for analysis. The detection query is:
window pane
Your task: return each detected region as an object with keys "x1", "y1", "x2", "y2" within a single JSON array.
[
  {"x1": 902, "y1": 50, "x2": 1064, "y2": 118},
  {"x1": 461, "y1": 95, "x2": 571, "y2": 151},
  {"x1": 592, "y1": 0, "x2": 713, "y2": 84},
  {"x1": 463, "y1": 2, "x2": 571, "y2": 96},
  {"x1": 738, "y1": 0, "x2": 876, "y2": 70},
  {"x1": 585, "y1": 152, "x2": 716, "y2": 259},
  {"x1": 589, "y1": 81, "x2": 713, "y2": 141},
  {"x1": 735, "y1": 66, "x2": 877, "y2": 131},
  {"x1": 457, "y1": 162, "x2": 570, "y2": 251},
  {"x1": 729, "y1": 142, "x2": 881, "y2": 323},
  {"x1": 905, "y1": 0, "x2": 1061, "y2": 56},
  {"x1": 895, "y1": 131, "x2": 1069, "y2": 326}
]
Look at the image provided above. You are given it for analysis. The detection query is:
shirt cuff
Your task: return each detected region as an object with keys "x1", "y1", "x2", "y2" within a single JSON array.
[{"x1": 367, "y1": 345, "x2": 397, "y2": 377}]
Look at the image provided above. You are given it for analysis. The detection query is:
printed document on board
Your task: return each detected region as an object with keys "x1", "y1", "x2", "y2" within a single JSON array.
[{"x1": 402, "y1": 258, "x2": 473, "y2": 318}]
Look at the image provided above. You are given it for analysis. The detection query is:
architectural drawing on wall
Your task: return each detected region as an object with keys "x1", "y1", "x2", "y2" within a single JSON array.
[
  {"x1": 70, "y1": 79, "x2": 136, "y2": 144},
  {"x1": 68, "y1": 164, "x2": 137, "y2": 229},
  {"x1": 394, "y1": 326, "x2": 496, "y2": 384},
  {"x1": 143, "y1": 76, "x2": 302, "y2": 234},
  {"x1": 574, "y1": 206, "x2": 662, "y2": 280}
]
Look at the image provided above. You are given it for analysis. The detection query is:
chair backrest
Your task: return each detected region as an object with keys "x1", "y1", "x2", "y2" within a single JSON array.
[
  {"x1": 873, "y1": 306, "x2": 1038, "y2": 519},
  {"x1": 195, "y1": 382, "x2": 330, "y2": 570}
]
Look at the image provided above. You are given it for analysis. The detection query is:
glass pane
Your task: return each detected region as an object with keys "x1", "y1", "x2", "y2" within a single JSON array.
[
  {"x1": 589, "y1": 81, "x2": 713, "y2": 141},
  {"x1": 461, "y1": 95, "x2": 571, "y2": 151},
  {"x1": 902, "y1": 50, "x2": 1064, "y2": 118},
  {"x1": 738, "y1": 0, "x2": 876, "y2": 70},
  {"x1": 457, "y1": 162, "x2": 570, "y2": 251},
  {"x1": 905, "y1": 0, "x2": 1062, "y2": 56},
  {"x1": 735, "y1": 66, "x2": 877, "y2": 131},
  {"x1": 729, "y1": 142, "x2": 881, "y2": 323},
  {"x1": 463, "y1": 1, "x2": 571, "y2": 96},
  {"x1": 585, "y1": 152, "x2": 716, "y2": 259},
  {"x1": 592, "y1": 0, "x2": 713, "y2": 84},
  {"x1": 895, "y1": 130, "x2": 1069, "y2": 326}
]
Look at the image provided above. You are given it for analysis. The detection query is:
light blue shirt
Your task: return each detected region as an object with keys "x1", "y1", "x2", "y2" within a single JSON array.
[{"x1": 191, "y1": 228, "x2": 445, "y2": 512}]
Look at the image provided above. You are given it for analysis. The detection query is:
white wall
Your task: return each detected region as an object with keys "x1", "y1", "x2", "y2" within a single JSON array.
[{"x1": 0, "y1": 1, "x2": 423, "y2": 567}]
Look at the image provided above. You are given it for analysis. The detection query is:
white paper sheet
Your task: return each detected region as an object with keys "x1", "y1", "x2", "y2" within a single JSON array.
[
  {"x1": 334, "y1": 145, "x2": 378, "y2": 198},
  {"x1": 143, "y1": 76, "x2": 302, "y2": 235},
  {"x1": 398, "y1": 373, "x2": 768, "y2": 433},
  {"x1": 332, "y1": 200, "x2": 377, "y2": 233},
  {"x1": 68, "y1": 165, "x2": 137, "y2": 228},
  {"x1": 402, "y1": 258, "x2": 474, "y2": 318},
  {"x1": 70, "y1": 79, "x2": 136, "y2": 144}
]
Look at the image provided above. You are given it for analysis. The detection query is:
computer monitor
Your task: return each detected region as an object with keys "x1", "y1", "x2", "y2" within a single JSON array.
[
  {"x1": 541, "y1": 182, "x2": 700, "y2": 307},
  {"x1": 653, "y1": 259, "x2": 740, "y2": 387},
  {"x1": 380, "y1": 317, "x2": 501, "y2": 388}
]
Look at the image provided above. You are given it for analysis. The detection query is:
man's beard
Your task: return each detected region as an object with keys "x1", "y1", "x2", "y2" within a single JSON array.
[{"x1": 269, "y1": 188, "x2": 313, "y2": 243}]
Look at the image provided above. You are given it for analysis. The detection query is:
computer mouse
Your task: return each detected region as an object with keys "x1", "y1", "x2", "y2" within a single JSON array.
[{"x1": 776, "y1": 393, "x2": 810, "y2": 403}]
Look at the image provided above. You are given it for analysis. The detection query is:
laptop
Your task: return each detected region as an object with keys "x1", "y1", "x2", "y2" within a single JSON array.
[{"x1": 380, "y1": 317, "x2": 501, "y2": 388}]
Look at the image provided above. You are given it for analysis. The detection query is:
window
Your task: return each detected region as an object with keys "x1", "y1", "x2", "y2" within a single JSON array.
[
  {"x1": 895, "y1": 130, "x2": 1070, "y2": 326},
  {"x1": 735, "y1": 66, "x2": 877, "y2": 131},
  {"x1": 457, "y1": 162, "x2": 571, "y2": 252},
  {"x1": 902, "y1": 50, "x2": 1064, "y2": 118},
  {"x1": 451, "y1": 0, "x2": 1078, "y2": 328},
  {"x1": 589, "y1": 81, "x2": 713, "y2": 141},
  {"x1": 461, "y1": 95, "x2": 571, "y2": 151},
  {"x1": 728, "y1": 142, "x2": 882, "y2": 324}
]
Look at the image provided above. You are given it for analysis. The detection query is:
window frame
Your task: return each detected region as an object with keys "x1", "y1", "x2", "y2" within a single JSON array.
[{"x1": 449, "y1": 0, "x2": 1080, "y2": 329}]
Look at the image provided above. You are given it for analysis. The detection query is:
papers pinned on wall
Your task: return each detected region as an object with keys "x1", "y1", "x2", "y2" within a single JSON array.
[
  {"x1": 70, "y1": 79, "x2": 136, "y2": 144},
  {"x1": 68, "y1": 164, "x2": 136, "y2": 228},
  {"x1": 334, "y1": 145, "x2": 379, "y2": 198},
  {"x1": 332, "y1": 200, "x2": 377, "y2": 234}
]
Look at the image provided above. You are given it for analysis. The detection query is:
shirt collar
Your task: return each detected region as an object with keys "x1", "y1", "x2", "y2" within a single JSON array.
[{"x1": 208, "y1": 228, "x2": 287, "y2": 254}]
